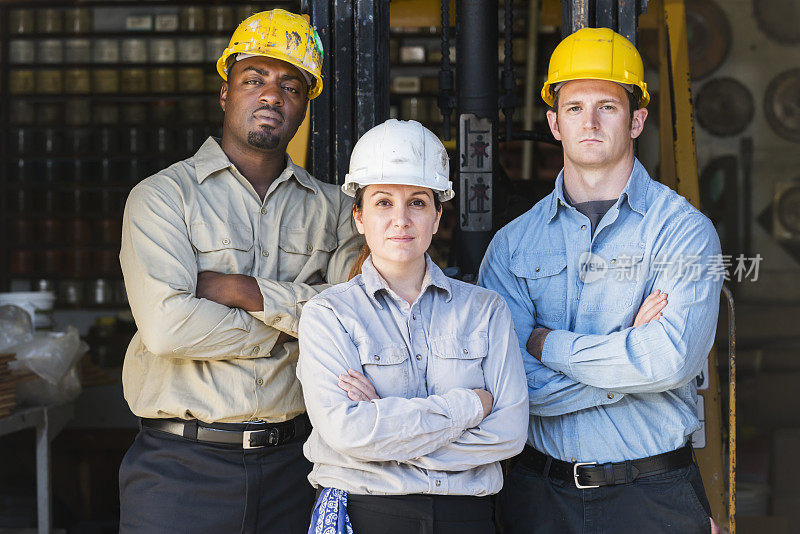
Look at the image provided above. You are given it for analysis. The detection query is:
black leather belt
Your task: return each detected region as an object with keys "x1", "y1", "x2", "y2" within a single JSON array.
[
  {"x1": 141, "y1": 413, "x2": 310, "y2": 449},
  {"x1": 517, "y1": 442, "x2": 694, "y2": 489}
]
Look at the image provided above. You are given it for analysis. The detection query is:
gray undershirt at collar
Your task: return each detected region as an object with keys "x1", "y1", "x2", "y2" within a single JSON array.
[{"x1": 563, "y1": 186, "x2": 617, "y2": 237}]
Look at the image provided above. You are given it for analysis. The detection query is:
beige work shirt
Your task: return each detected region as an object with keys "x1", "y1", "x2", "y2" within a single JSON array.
[{"x1": 121, "y1": 137, "x2": 361, "y2": 423}]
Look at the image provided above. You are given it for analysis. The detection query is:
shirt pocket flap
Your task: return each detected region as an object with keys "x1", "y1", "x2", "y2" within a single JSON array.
[
  {"x1": 605, "y1": 249, "x2": 645, "y2": 270},
  {"x1": 357, "y1": 344, "x2": 409, "y2": 366},
  {"x1": 430, "y1": 333, "x2": 488, "y2": 360},
  {"x1": 510, "y1": 252, "x2": 567, "y2": 280},
  {"x1": 278, "y1": 228, "x2": 338, "y2": 255},
  {"x1": 191, "y1": 224, "x2": 254, "y2": 253}
]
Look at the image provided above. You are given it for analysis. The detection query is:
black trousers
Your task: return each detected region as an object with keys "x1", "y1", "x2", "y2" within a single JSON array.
[
  {"x1": 497, "y1": 459, "x2": 713, "y2": 534},
  {"x1": 119, "y1": 424, "x2": 315, "y2": 534},
  {"x1": 346, "y1": 493, "x2": 495, "y2": 534}
]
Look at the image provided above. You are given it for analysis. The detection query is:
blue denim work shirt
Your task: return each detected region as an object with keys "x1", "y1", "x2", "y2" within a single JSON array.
[{"x1": 479, "y1": 158, "x2": 723, "y2": 463}]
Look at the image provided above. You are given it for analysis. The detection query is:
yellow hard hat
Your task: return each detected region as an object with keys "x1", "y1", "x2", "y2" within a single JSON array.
[
  {"x1": 217, "y1": 9, "x2": 324, "y2": 100},
  {"x1": 541, "y1": 27, "x2": 650, "y2": 108}
]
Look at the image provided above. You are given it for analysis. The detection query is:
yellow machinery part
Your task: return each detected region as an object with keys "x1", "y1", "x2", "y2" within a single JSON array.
[
  {"x1": 286, "y1": 104, "x2": 311, "y2": 169},
  {"x1": 655, "y1": 0, "x2": 735, "y2": 531}
]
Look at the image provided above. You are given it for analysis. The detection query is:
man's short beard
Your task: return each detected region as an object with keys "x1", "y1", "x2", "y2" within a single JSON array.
[{"x1": 248, "y1": 128, "x2": 280, "y2": 150}]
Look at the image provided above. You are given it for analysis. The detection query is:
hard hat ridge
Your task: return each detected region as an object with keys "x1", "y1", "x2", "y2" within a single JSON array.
[
  {"x1": 541, "y1": 27, "x2": 650, "y2": 108},
  {"x1": 343, "y1": 119, "x2": 454, "y2": 202}
]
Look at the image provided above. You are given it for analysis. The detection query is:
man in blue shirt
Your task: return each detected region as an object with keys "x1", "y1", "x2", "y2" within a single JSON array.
[{"x1": 479, "y1": 28, "x2": 722, "y2": 533}]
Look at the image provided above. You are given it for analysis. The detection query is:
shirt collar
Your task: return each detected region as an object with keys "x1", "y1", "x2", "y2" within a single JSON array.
[
  {"x1": 547, "y1": 157, "x2": 649, "y2": 222},
  {"x1": 193, "y1": 137, "x2": 232, "y2": 183},
  {"x1": 192, "y1": 137, "x2": 318, "y2": 195},
  {"x1": 546, "y1": 169, "x2": 568, "y2": 223},
  {"x1": 618, "y1": 158, "x2": 649, "y2": 216},
  {"x1": 360, "y1": 254, "x2": 453, "y2": 308}
]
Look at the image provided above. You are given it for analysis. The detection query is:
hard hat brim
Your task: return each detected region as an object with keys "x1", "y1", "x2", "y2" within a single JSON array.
[
  {"x1": 542, "y1": 76, "x2": 650, "y2": 108},
  {"x1": 217, "y1": 50, "x2": 323, "y2": 100},
  {"x1": 341, "y1": 180, "x2": 454, "y2": 203}
]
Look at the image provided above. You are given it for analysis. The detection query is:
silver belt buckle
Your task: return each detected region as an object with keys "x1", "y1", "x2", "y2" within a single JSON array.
[
  {"x1": 243, "y1": 430, "x2": 259, "y2": 449},
  {"x1": 573, "y1": 461, "x2": 600, "y2": 489},
  {"x1": 242, "y1": 427, "x2": 280, "y2": 449}
]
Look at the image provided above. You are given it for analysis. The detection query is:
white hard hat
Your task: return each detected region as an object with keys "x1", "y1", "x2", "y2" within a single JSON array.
[{"x1": 342, "y1": 119, "x2": 454, "y2": 202}]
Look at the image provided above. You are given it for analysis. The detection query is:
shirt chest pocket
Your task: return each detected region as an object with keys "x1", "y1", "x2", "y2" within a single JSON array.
[
  {"x1": 191, "y1": 224, "x2": 254, "y2": 274},
  {"x1": 582, "y1": 246, "x2": 645, "y2": 313},
  {"x1": 278, "y1": 227, "x2": 338, "y2": 281},
  {"x1": 357, "y1": 343, "x2": 410, "y2": 399},
  {"x1": 510, "y1": 252, "x2": 567, "y2": 325},
  {"x1": 430, "y1": 333, "x2": 488, "y2": 393}
]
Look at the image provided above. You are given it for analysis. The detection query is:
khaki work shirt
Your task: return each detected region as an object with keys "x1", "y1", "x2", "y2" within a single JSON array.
[
  {"x1": 297, "y1": 256, "x2": 528, "y2": 495},
  {"x1": 121, "y1": 137, "x2": 361, "y2": 423}
]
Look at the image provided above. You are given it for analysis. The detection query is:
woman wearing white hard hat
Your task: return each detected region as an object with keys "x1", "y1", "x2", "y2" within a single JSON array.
[{"x1": 298, "y1": 119, "x2": 528, "y2": 534}]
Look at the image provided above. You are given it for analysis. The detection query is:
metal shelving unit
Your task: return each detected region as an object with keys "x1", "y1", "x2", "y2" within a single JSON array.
[{"x1": 0, "y1": 0, "x2": 299, "y2": 307}]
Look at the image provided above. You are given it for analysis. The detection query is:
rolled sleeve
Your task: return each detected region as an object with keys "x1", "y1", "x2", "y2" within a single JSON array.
[
  {"x1": 249, "y1": 279, "x2": 328, "y2": 336},
  {"x1": 442, "y1": 388, "x2": 485, "y2": 440}
]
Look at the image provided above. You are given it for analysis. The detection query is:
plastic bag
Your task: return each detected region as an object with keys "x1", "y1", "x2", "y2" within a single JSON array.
[
  {"x1": 0, "y1": 304, "x2": 33, "y2": 353},
  {"x1": 16, "y1": 365, "x2": 82, "y2": 406},
  {"x1": 9, "y1": 326, "x2": 84, "y2": 385}
]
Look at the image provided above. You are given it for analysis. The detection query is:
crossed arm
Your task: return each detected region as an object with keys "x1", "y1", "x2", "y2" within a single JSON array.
[
  {"x1": 121, "y1": 180, "x2": 359, "y2": 359},
  {"x1": 478, "y1": 212, "x2": 721, "y2": 415},
  {"x1": 526, "y1": 290, "x2": 668, "y2": 360},
  {"x1": 195, "y1": 272, "x2": 292, "y2": 344}
]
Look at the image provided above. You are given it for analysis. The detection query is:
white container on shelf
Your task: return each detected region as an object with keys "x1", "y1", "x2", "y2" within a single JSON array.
[
  {"x1": 37, "y1": 39, "x2": 63, "y2": 64},
  {"x1": 0, "y1": 291, "x2": 56, "y2": 330},
  {"x1": 177, "y1": 38, "x2": 205, "y2": 63},
  {"x1": 65, "y1": 39, "x2": 91, "y2": 63},
  {"x1": 125, "y1": 15, "x2": 153, "y2": 32},
  {"x1": 9, "y1": 40, "x2": 35, "y2": 64},
  {"x1": 121, "y1": 39, "x2": 148, "y2": 63},
  {"x1": 93, "y1": 39, "x2": 120, "y2": 64},
  {"x1": 155, "y1": 14, "x2": 179, "y2": 32},
  {"x1": 150, "y1": 39, "x2": 177, "y2": 63}
]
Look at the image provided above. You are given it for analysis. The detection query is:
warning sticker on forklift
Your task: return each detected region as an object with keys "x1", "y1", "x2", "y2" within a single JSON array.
[
  {"x1": 458, "y1": 114, "x2": 493, "y2": 232},
  {"x1": 460, "y1": 172, "x2": 493, "y2": 231},
  {"x1": 459, "y1": 115, "x2": 492, "y2": 172},
  {"x1": 692, "y1": 395, "x2": 706, "y2": 448}
]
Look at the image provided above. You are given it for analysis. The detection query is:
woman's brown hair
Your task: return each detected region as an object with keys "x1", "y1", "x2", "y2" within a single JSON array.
[{"x1": 346, "y1": 186, "x2": 442, "y2": 280}]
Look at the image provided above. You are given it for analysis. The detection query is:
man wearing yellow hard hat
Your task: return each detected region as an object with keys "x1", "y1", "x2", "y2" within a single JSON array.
[
  {"x1": 480, "y1": 28, "x2": 722, "y2": 532},
  {"x1": 118, "y1": 10, "x2": 361, "y2": 533}
]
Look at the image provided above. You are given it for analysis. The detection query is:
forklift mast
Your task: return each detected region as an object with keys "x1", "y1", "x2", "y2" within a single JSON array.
[{"x1": 306, "y1": 0, "x2": 391, "y2": 186}]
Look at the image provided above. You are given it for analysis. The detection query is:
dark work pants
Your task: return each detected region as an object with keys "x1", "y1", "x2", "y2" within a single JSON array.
[
  {"x1": 119, "y1": 425, "x2": 315, "y2": 534},
  {"x1": 346, "y1": 493, "x2": 495, "y2": 534},
  {"x1": 497, "y1": 460, "x2": 713, "y2": 534}
]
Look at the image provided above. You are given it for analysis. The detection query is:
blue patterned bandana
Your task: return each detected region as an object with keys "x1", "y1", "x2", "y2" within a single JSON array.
[{"x1": 308, "y1": 488, "x2": 353, "y2": 534}]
